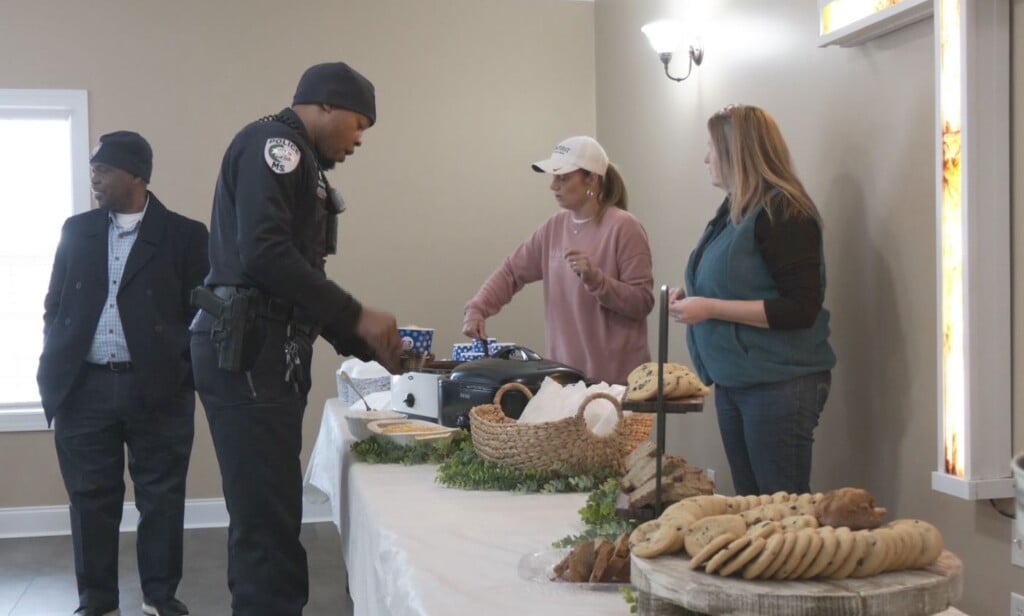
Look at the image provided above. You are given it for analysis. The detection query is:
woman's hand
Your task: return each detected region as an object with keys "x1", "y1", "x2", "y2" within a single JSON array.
[
  {"x1": 462, "y1": 317, "x2": 487, "y2": 340},
  {"x1": 668, "y1": 296, "x2": 714, "y2": 325},
  {"x1": 564, "y1": 249, "x2": 596, "y2": 285},
  {"x1": 669, "y1": 287, "x2": 686, "y2": 301}
]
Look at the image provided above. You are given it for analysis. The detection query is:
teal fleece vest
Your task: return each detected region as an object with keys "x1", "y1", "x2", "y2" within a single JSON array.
[{"x1": 684, "y1": 203, "x2": 836, "y2": 387}]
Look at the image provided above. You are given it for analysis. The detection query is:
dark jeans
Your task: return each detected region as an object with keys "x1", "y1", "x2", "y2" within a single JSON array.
[
  {"x1": 191, "y1": 317, "x2": 313, "y2": 616},
  {"x1": 715, "y1": 371, "x2": 831, "y2": 496},
  {"x1": 54, "y1": 366, "x2": 194, "y2": 611}
]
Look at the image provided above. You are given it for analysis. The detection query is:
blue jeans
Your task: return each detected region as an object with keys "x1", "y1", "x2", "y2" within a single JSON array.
[{"x1": 715, "y1": 371, "x2": 831, "y2": 496}]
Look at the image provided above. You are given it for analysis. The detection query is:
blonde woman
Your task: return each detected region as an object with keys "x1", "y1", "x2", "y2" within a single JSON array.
[
  {"x1": 463, "y1": 136, "x2": 653, "y2": 385},
  {"x1": 670, "y1": 105, "x2": 836, "y2": 495}
]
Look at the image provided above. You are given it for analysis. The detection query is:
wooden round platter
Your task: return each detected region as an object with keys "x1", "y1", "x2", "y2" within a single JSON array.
[{"x1": 629, "y1": 549, "x2": 963, "y2": 616}]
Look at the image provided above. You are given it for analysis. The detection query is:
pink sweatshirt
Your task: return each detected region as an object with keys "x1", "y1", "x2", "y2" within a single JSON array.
[{"x1": 465, "y1": 206, "x2": 653, "y2": 385}]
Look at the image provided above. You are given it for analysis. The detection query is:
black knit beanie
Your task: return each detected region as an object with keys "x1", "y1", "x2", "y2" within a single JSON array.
[
  {"x1": 292, "y1": 62, "x2": 376, "y2": 126},
  {"x1": 89, "y1": 131, "x2": 153, "y2": 183}
]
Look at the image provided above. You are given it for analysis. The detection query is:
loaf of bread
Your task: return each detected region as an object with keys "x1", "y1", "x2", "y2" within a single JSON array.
[
  {"x1": 629, "y1": 465, "x2": 715, "y2": 509},
  {"x1": 814, "y1": 487, "x2": 887, "y2": 530},
  {"x1": 619, "y1": 438, "x2": 714, "y2": 508},
  {"x1": 552, "y1": 532, "x2": 632, "y2": 583},
  {"x1": 621, "y1": 454, "x2": 686, "y2": 492}
]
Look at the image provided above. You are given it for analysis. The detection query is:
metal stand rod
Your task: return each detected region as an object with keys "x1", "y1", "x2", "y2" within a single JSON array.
[{"x1": 654, "y1": 285, "x2": 669, "y2": 516}]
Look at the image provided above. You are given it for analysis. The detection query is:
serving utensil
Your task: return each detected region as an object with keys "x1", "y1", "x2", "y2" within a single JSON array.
[{"x1": 340, "y1": 371, "x2": 375, "y2": 411}]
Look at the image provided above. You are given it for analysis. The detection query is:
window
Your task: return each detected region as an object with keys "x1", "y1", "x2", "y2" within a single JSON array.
[{"x1": 0, "y1": 90, "x2": 89, "y2": 431}]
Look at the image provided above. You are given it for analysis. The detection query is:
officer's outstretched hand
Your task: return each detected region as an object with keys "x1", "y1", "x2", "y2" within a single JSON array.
[{"x1": 356, "y1": 306, "x2": 402, "y2": 374}]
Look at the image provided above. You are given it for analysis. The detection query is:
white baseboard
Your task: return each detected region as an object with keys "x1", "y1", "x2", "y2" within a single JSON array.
[{"x1": 0, "y1": 498, "x2": 332, "y2": 539}]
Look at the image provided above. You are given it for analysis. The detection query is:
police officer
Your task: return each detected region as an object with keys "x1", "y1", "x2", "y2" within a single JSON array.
[{"x1": 190, "y1": 63, "x2": 401, "y2": 615}]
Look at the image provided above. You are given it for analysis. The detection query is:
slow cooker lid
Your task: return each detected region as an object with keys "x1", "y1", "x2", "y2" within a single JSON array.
[{"x1": 447, "y1": 356, "x2": 584, "y2": 385}]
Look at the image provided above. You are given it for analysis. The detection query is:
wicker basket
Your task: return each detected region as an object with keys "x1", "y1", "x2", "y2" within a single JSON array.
[{"x1": 469, "y1": 383, "x2": 653, "y2": 475}]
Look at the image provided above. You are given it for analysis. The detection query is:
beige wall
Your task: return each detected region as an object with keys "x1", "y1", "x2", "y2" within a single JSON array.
[
  {"x1": 0, "y1": 0, "x2": 594, "y2": 505},
  {"x1": 593, "y1": 0, "x2": 1022, "y2": 614}
]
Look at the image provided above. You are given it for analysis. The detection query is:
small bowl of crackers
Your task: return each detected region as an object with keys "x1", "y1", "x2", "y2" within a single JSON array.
[
  {"x1": 344, "y1": 409, "x2": 407, "y2": 441},
  {"x1": 367, "y1": 418, "x2": 458, "y2": 446}
]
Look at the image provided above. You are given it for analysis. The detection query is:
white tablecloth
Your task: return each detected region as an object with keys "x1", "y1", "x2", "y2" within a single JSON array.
[{"x1": 302, "y1": 398, "x2": 626, "y2": 616}]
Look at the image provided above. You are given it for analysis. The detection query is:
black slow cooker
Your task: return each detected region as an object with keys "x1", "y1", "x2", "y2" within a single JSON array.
[{"x1": 438, "y1": 346, "x2": 585, "y2": 428}]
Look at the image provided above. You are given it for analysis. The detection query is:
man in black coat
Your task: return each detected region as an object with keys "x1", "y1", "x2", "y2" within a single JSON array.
[{"x1": 37, "y1": 131, "x2": 209, "y2": 616}]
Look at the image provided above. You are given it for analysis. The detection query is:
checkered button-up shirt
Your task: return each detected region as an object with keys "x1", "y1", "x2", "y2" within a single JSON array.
[{"x1": 85, "y1": 204, "x2": 147, "y2": 364}]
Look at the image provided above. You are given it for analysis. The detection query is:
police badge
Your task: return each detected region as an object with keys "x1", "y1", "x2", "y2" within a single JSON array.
[{"x1": 264, "y1": 138, "x2": 301, "y2": 174}]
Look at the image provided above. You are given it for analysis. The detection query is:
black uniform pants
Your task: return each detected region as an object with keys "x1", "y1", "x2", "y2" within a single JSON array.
[
  {"x1": 54, "y1": 365, "x2": 194, "y2": 611},
  {"x1": 191, "y1": 317, "x2": 313, "y2": 616}
]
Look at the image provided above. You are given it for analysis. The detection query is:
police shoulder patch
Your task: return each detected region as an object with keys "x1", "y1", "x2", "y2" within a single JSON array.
[{"x1": 264, "y1": 138, "x2": 301, "y2": 174}]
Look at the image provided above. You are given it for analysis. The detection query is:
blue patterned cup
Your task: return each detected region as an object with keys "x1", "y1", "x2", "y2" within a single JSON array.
[
  {"x1": 398, "y1": 327, "x2": 434, "y2": 355},
  {"x1": 470, "y1": 338, "x2": 498, "y2": 354},
  {"x1": 452, "y1": 342, "x2": 474, "y2": 362}
]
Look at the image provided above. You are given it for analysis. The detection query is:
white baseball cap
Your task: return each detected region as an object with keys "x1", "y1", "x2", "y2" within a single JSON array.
[{"x1": 531, "y1": 136, "x2": 609, "y2": 176}]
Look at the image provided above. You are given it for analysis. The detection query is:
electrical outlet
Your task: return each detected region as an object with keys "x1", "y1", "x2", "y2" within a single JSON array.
[
  {"x1": 705, "y1": 468, "x2": 716, "y2": 483},
  {"x1": 1013, "y1": 528, "x2": 1024, "y2": 568},
  {"x1": 1011, "y1": 592, "x2": 1024, "y2": 616}
]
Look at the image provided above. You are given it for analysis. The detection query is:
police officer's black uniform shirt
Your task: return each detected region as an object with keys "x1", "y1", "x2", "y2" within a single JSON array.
[{"x1": 205, "y1": 108, "x2": 371, "y2": 358}]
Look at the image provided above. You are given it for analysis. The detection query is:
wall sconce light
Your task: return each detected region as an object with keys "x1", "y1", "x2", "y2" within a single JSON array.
[{"x1": 641, "y1": 20, "x2": 704, "y2": 82}]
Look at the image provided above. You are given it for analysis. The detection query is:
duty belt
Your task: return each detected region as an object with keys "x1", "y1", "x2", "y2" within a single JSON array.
[
  {"x1": 212, "y1": 286, "x2": 318, "y2": 337},
  {"x1": 212, "y1": 286, "x2": 292, "y2": 321}
]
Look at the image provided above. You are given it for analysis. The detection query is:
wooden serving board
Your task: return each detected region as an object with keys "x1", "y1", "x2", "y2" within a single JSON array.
[
  {"x1": 630, "y1": 550, "x2": 963, "y2": 616},
  {"x1": 620, "y1": 395, "x2": 705, "y2": 414}
]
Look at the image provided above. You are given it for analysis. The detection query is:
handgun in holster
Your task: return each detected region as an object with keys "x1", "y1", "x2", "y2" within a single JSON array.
[{"x1": 190, "y1": 286, "x2": 256, "y2": 372}]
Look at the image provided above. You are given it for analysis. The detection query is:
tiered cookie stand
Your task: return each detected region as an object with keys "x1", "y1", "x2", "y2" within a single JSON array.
[{"x1": 620, "y1": 285, "x2": 704, "y2": 515}]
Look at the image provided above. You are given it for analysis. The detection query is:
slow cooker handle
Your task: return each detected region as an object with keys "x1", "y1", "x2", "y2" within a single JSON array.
[{"x1": 493, "y1": 345, "x2": 542, "y2": 361}]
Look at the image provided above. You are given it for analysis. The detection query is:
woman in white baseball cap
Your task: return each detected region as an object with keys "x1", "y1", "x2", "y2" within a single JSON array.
[{"x1": 461, "y1": 136, "x2": 654, "y2": 386}]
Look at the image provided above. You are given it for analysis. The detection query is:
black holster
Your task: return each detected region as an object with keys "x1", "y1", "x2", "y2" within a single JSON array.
[{"x1": 191, "y1": 286, "x2": 259, "y2": 372}]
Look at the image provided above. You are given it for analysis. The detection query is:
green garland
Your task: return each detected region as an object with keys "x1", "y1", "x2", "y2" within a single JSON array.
[
  {"x1": 620, "y1": 587, "x2": 638, "y2": 613},
  {"x1": 350, "y1": 430, "x2": 471, "y2": 465},
  {"x1": 551, "y1": 477, "x2": 639, "y2": 548},
  {"x1": 435, "y1": 443, "x2": 618, "y2": 493},
  {"x1": 350, "y1": 431, "x2": 618, "y2": 494}
]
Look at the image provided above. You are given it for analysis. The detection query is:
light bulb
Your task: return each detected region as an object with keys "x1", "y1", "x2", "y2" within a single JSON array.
[{"x1": 641, "y1": 20, "x2": 685, "y2": 54}]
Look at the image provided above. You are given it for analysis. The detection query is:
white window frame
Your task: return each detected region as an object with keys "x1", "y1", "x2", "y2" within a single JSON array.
[{"x1": 0, "y1": 89, "x2": 90, "y2": 432}]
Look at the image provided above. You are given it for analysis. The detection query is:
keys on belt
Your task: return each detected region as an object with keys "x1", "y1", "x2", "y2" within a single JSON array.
[
  {"x1": 284, "y1": 325, "x2": 302, "y2": 392},
  {"x1": 86, "y1": 361, "x2": 133, "y2": 372}
]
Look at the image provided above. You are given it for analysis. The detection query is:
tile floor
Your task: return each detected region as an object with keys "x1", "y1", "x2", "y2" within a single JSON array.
[{"x1": 0, "y1": 523, "x2": 353, "y2": 616}]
